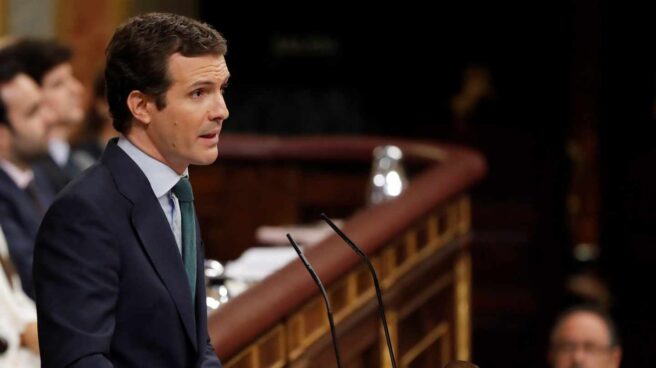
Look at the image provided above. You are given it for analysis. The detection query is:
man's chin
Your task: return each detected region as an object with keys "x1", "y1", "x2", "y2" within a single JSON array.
[
  {"x1": 190, "y1": 151, "x2": 219, "y2": 166},
  {"x1": 64, "y1": 112, "x2": 85, "y2": 126}
]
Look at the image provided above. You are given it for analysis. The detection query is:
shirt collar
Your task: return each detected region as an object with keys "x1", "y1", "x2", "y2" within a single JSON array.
[
  {"x1": 116, "y1": 136, "x2": 188, "y2": 198},
  {"x1": 48, "y1": 137, "x2": 70, "y2": 167},
  {"x1": 0, "y1": 159, "x2": 34, "y2": 189}
]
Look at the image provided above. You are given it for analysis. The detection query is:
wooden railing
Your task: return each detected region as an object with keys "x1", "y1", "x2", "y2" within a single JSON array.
[{"x1": 190, "y1": 135, "x2": 486, "y2": 367}]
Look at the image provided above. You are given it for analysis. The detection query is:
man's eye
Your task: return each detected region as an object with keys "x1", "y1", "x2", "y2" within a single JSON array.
[
  {"x1": 47, "y1": 80, "x2": 64, "y2": 89},
  {"x1": 191, "y1": 89, "x2": 204, "y2": 98}
]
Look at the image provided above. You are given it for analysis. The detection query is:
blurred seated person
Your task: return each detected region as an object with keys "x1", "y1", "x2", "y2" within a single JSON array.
[
  {"x1": 549, "y1": 304, "x2": 621, "y2": 368},
  {"x1": 0, "y1": 56, "x2": 57, "y2": 299},
  {"x1": 1, "y1": 38, "x2": 88, "y2": 193},
  {"x1": 72, "y1": 73, "x2": 116, "y2": 160},
  {"x1": 0, "y1": 225, "x2": 39, "y2": 367}
]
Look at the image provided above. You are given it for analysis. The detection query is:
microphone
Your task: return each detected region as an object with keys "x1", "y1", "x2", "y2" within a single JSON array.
[
  {"x1": 320, "y1": 213, "x2": 398, "y2": 368},
  {"x1": 286, "y1": 233, "x2": 343, "y2": 368}
]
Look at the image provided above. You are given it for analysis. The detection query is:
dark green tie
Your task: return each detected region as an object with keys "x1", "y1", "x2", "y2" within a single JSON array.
[{"x1": 172, "y1": 177, "x2": 197, "y2": 301}]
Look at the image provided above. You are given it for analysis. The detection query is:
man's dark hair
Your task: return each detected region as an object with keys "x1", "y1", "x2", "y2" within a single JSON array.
[
  {"x1": 0, "y1": 38, "x2": 72, "y2": 85},
  {"x1": 105, "y1": 12, "x2": 228, "y2": 134},
  {"x1": 0, "y1": 57, "x2": 24, "y2": 127},
  {"x1": 550, "y1": 304, "x2": 621, "y2": 347}
]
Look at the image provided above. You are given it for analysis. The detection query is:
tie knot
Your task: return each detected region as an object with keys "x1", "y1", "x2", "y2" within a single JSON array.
[{"x1": 172, "y1": 177, "x2": 194, "y2": 202}]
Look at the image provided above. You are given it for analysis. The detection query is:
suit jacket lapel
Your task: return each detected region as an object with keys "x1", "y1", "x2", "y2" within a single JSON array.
[
  {"x1": 32, "y1": 169, "x2": 55, "y2": 209},
  {"x1": 132, "y1": 201, "x2": 198, "y2": 351},
  {"x1": 194, "y1": 216, "x2": 208, "y2": 346},
  {"x1": 101, "y1": 139, "x2": 198, "y2": 351},
  {"x1": 33, "y1": 156, "x2": 71, "y2": 194},
  {"x1": 0, "y1": 169, "x2": 43, "y2": 233}
]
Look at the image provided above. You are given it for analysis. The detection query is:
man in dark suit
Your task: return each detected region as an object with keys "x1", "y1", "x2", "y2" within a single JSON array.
[
  {"x1": 0, "y1": 59, "x2": 57, "y2": 299},
  {"x1": 33, "y1": 13, "x2": 229, "y2": 367}
]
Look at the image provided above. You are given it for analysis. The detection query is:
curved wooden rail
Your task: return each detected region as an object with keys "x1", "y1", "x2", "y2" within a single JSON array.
[{"x1": 205, "y1": 134, "x2": 486, "y2": 364}]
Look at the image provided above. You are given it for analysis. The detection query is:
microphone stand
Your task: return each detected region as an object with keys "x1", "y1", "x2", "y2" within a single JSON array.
[
  {"x1": 321, "y1": 213, "x2": 398, "y2": 368},
  {"x1": 287, "y1": 233, "x2": 343, "y2": 368}
]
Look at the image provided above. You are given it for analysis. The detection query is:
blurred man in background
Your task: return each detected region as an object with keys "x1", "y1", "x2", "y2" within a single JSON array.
[
  {"x1": 1, "y1": 39, "x2": 88, "y2": 194},
  {"x1": 549, "y1": 305, "x2": 622, "y2": 368},
  {"x1": 0, "y1": 56, "x2": 56, "y2": 299}
]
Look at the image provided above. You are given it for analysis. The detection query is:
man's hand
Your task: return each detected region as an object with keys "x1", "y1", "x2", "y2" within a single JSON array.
[{"x1": 20, "y1": 321, "x2": 39, "y2": 354}]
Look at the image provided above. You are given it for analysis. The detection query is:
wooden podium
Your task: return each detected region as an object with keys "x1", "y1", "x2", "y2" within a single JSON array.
[{"x1": 190, "y1": 135, "x2": 486, "y2": 368}]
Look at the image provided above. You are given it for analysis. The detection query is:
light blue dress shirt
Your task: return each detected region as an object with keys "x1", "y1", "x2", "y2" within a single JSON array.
[
  {"x1": 117, "y1": 136, "x2": 187, "y2": 253},
  {"x1": 48, "y1": 138, "x2": 70, "y2": 168}
]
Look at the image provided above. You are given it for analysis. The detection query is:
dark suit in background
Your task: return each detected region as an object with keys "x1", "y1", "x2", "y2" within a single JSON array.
[
  {"x1": 34, "y1": 149, "x2": 94, "y2": 195},
  {"x1": 0, "y1": 167, "x2": 54, "y2": 299},
  {"x1": 33, "y1": 140, "x2": 221, "y2": 367},
  {"x1": 33, "y1": 156, "x2": 74, "y2": 195}
]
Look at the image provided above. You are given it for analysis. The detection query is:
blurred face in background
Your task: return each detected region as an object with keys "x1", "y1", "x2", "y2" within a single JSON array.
[
  {"x1": 550, "y1": 311, "x2": 621, "y2": 368},
  {"x1": 0, "y1": 74, "x2": 56, "y2": 165},
  {"x1": 42, "y1": 62, "x2": 84, "y2": 127}
]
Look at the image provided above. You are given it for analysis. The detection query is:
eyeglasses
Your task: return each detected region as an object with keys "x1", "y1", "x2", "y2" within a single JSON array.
[{"x1": 552, "y1": 341, "x2": 614, "y2": 356}]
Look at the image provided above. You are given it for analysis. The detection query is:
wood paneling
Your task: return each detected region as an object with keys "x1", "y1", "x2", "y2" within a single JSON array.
[{"x1": 194, "y1": 135, "x2": 485, "y2": 367}]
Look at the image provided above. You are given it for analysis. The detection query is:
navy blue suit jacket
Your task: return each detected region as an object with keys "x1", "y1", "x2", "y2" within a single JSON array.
[
  {"x1": 0, "y1": 166, "x2": 54, "y2": 298},
  {"x1": 33, "y1": 139, "x2": 222, "y2": 367}
]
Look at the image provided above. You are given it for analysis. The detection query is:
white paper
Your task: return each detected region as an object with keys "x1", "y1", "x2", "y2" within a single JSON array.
[{"x1": 224, "y1": 246, "x2": 299, "y2": 282}]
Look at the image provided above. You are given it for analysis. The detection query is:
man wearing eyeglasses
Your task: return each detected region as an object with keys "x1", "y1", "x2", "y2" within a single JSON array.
[{"x1": 549, "y1": 305, "x2": 622, "y2": 368}]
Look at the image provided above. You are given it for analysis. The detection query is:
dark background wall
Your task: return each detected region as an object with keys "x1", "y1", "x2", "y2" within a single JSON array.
[
  {"x1": 599, "y1": 2, "x2": 656, "y2": 367},
  {"x1": 200, "y1": 2, "x2": 655, "y2": 367}
]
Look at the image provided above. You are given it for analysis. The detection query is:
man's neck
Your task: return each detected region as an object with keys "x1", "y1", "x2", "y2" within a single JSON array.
[
  {"x1": 125, "y1": 130, "x2": 186, "y2": 175},
  {"x1": 48, "y1": 124, "x2": 70, "y2": 141}
]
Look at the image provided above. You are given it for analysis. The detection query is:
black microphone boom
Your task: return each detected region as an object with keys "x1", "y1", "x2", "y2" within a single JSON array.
[
  {"x1": 286, "y1": 233, "x2": 343, "y2": 368},
  {"x1": 321, "y1": 213, "x2": 398, "y2": 368}
]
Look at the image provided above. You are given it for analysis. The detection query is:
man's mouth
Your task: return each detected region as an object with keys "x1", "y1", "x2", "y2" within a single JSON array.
[
  {"x1": 199, "y1": 128, "x2": 220, "y2": 139},
  {"x1": 198, "y1": 128, "x2": 221, "y2": 145}
]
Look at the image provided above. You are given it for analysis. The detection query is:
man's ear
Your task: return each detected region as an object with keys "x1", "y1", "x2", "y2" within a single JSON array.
[{"x1": 126, "y1": 90, "x2": 152, "y2": 126}]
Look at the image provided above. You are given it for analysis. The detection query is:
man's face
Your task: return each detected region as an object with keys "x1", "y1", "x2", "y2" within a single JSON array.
[
  {"x1": 0, "y1": 74, "x2": 56, "y2": 162},
  {"x1": 550, "y1": 312, "x2": 621, "y2": 368},
  {"x1": 42, "y1": 62, "x2": 84, "y2": 126},
  {"x1": 145, "y1": 53, "x2": 229, "y2": 173}
]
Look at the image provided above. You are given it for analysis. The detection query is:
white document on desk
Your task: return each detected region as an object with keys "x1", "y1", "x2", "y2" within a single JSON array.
[{"x1": 224, "y1": 246, "x2": 299, "y2": 282}]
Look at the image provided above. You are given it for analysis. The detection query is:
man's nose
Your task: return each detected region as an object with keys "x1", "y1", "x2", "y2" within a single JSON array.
[
  {"x1": 70, "y1": 76, "x2": 84, "y2": 96},
  {"x1": 571, "y1": 351, "x2": 586, "y2": 368},
  {"x1": 209, "y1": 94, "x2": 229, "y2": 122},
  {"x1": 42, "y1": 104, "x2": 58, "y2": 127}
]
